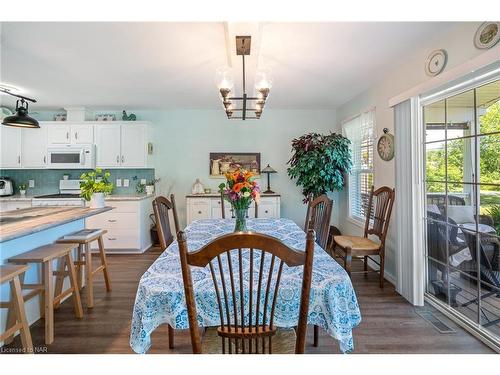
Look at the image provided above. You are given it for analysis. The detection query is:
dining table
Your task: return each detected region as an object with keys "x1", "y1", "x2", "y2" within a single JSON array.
[{"x1": 129, "y1": 217, "x2": 362, "y2": 353}]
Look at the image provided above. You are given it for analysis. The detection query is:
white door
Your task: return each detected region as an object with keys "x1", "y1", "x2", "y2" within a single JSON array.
[
  {"x1": 47, "y1": 124, "x2": 71, "y2": 144},
  {"x1": 71, "y1": 124, "x2": 94, "y2": 144},
  {"x1": 0, "y1": 126, "x2": 22, "y2": 168},
  {"x1": 95, "y1": 125, "x2": 121, "y2": 167},
  {"x1": 22, "y1": 126, "x2": 48, "y2": 168},
  {"x1": 121, "y1": 124, "x2": 146, "y2": 167}
]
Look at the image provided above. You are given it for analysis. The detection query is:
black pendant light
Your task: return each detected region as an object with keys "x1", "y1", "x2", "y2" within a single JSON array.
[{"x1": 1, "y1": 88, "x2": 39, "y2": 128}]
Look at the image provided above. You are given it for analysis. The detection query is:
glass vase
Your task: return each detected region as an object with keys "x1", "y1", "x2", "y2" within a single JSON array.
[{"x1": 233, "y1": 207, "x2": 248, "y2": 232}]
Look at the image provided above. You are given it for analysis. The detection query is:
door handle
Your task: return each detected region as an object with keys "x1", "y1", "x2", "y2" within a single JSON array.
[
  {"x1": 75, "y1": 132, "x2": 78, "y2": 140},
  {"x1": 17, "y1": 155, "x2": 21, "y2": 164},
  {"x1": 121, "y1": 155, "x2": 124, "y2": 163},
  {"x1": 43, "y1": 156, "x2": 46, "y2": 164},
  {"x1": 66, "y1": 132, "x2": 70, "y2": 140},
  {"x1": 108, "y1": 219, "x2": 117, "y2": 222},
  {"x1": 116, "y1": 155, "x2": 120, "y2": 163},
  {"x1": 108, "y1": 237, "x2": 117, "y2": 241}
]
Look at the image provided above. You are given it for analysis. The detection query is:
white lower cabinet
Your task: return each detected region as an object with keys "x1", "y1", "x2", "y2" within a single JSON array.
[
  {"x1": 85, "y1": 197, "x2": 153, "y2": 253},
  {"x1": 0, "y1": 201, "x2": 32, "y2": 212},
  {"x1": 186, "y1": 194, "x2": 280, "y2": 225}
]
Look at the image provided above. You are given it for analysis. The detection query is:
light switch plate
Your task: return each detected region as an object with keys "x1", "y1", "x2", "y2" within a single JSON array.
[
  {"x1": 29, "y1": 179, "x2": 35, "y2": 188},
  {"x1": 116, "y1": 179, "x2": 122, "y2": 187},
  {"x1": 140, "y1": 178, "x2": 147, "y2": 185},
  {"x1": 123, "y1": 179, "x2": 130, "y2": 187}
]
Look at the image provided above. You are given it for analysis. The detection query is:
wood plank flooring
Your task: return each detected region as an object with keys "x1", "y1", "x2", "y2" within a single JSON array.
[{"x1": 1, "y1": 247, "x2": 494, "y2": 354}]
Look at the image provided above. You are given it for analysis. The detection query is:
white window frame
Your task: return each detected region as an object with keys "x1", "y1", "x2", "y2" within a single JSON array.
[{"x1": 342, "y1": 108, "x2": 376, "y2": 226}]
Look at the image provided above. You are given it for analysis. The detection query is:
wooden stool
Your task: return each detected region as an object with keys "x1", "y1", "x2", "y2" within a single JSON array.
[
  {"x1": 57, "y1": 229, "x2": 111, "y2": 309},
  {"x1": 8, "y1": 243, "x2": 83, "y2": 345},
  {"x1": 0, "y1": 265, "x2": 33, "y2": 353}
]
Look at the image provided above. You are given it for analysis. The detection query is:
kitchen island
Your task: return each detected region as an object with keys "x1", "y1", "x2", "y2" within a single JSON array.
[{"x1": 0, "y1": 206, "x2": 112, "y2": 339}]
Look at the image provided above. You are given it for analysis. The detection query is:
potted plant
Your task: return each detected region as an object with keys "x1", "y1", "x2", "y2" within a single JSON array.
[
  {"x1": 145, "y1": 178, "x2": 161, "y2": 195},
  {"x1": 80, "y1": 168, "x2": 113, "y2": 208},
  {"x1": 219, "y1": 169, "x2": 260, "y2": 232},
  {"x1": 287, "y1": 132, "x2": 352, "y2": 201},
  {"x1": 18, "y1": 183, "x2": 27, "y2": 196}
]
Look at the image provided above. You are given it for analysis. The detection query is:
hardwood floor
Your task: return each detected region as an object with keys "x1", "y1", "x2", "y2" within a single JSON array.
[{"x1": 1, "y1": 247, "x2": 494, "y2": 354}]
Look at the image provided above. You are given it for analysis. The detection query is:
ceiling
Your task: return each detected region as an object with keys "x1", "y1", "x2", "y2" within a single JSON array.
[{"x1": 0, "y1": 22, "x2": 462, "y2": 111}]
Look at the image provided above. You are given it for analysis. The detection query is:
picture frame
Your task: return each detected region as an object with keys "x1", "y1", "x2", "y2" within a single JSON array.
[{"x1": 209, "y1": 152, "x2": 261, "y2": 178}]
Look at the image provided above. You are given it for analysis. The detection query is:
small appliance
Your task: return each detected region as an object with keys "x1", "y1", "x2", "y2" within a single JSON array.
[
  {"x1": 0, "y1": 177, "x2": 14, "y2": 196},
  {"x1": 47, "y1": 144, "x2": 95, "y2": 169},
  {"x1": 32, "y1": 179, "x2": 85, "y2": 206}
]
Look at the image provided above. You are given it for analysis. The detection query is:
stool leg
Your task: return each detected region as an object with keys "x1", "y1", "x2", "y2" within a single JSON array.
[
  {"x1": 66, "y1": 253, "x2": 83, "y2": 319},
  {"x1": 39, "y1": 264, "x2": 45, "y2": 319},
  {"x1": 11, "y1": 276, "x2": 33, "y2": 353},
  {"x1": 43, "y1": 261, "x2": 54, "y2": 345},
  {"x1": 85, "y1": 243, "x2": 94, "y2": 308},
  {"x1": 77, "y1": 244, "x2": 84, "y2": 290},
  {"x1": 4, "y1": 270, "x2": 25, "y2": 345},
  {"x1": 97, "y1": 236, "x2": 112, "y2": 292},
  {"x1": 53, "y1": 256, "x2": 66, "y2": 310}
]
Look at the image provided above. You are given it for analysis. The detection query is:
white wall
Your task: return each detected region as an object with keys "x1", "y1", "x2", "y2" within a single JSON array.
[{"x1": 334, "y1": 22, "x2": 496, "y2": 281}]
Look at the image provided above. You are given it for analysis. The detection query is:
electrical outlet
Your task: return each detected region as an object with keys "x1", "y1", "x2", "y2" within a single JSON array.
[
  {"x1": 123, "y1": 179, "x2": 130, "y2": 187},
  {"x1": 116, "y1": 179, "x2": 122, "y2": 187},
  {"x1": 140, "y1": 179, "x2": 147, "y2": 185},
  {"x1": 29, "y1": 179, "x2": 35, "y2": 188}
]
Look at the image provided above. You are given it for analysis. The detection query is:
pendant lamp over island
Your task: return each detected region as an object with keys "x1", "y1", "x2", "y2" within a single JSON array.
[{"x1": 0, "y1": 88, "x2": 39, "y2": 128}]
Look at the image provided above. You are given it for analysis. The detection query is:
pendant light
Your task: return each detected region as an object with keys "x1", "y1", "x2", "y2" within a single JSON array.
[{"x1": 1, "y1": 88, "x2": 39, "y2": 128}]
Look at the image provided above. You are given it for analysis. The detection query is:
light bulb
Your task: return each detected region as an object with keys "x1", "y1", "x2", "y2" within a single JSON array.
[
  {"x1": 254, "y1": 67, "x2": 273, "y2": 91},
  {"x1": 215, "y1": 66, "x2": 234, "y2": 90}
]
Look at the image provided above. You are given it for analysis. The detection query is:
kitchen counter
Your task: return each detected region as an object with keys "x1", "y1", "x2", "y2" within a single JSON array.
[
  {"x1": 0, "y1": 206, "x2": 112, "y2": 243},
  {"x1": 0, "y1": 194, "x2": 33, "y2": 201},
  {"x1": 0, "y1": 193, "x2": 153, "y2": 202}
]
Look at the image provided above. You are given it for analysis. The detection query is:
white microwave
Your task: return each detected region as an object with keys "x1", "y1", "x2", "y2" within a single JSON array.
[{"x1": 47, "y1": 144, "x2": 96, "y2": 169}]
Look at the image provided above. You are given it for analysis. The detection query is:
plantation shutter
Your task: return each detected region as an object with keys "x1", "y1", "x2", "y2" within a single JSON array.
[{"x1": 343, "y1": 109, "x2": 375, "y2": 222}]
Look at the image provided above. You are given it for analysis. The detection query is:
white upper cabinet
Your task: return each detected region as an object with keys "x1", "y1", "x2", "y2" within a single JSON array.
[
  {"x1": 47, "y1": 123, "x2": 94, "y2": 145},
  {"x1": 95, "y1": 124, "x2": 122, "y2": 167},
  {"x1": 95, "y1": 122, "x2": 150, "y2": 169},
  {"x1": 0, "y1": 126, "x2": 22, "y2": 168},
  {"x1": 121, "y1": 124, "x2": 146, "y2": 167},
  {"x1": 22, "y1": 125, "x2": 48, "y2": 168}
]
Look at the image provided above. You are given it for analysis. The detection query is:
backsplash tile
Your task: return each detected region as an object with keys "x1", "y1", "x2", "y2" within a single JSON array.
[{"x1": 0, "y1": 168, "x2": 155, "y2": 196}]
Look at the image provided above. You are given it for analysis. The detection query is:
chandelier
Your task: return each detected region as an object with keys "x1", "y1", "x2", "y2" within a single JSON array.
[{"x1": 216, "y1": 36, "x2": 273, "y2": 120}]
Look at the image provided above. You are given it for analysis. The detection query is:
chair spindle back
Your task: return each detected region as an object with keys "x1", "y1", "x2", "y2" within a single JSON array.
[
  {"x1": 304, "y1": 194, "x2": 333, "y2": 249},
  {"x1": 363, "y1": 186, "x2": 395, "y2": 246},
  {"x1": 152, "y1": 194, "x2": 181, "y2": 249}
]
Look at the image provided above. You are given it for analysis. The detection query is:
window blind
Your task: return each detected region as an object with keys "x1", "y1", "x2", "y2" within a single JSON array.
[{"x1": 343, "y1": 109, "x2": 375, "y2": 222}]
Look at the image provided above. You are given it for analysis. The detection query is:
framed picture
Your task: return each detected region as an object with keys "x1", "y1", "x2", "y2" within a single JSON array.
[{"x1": 209, "y1": 152, "x2": 261, "y2": 178}]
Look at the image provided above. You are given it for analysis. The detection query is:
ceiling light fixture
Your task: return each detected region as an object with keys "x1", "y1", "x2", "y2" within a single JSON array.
[
  {"x1": 0, "y1": 88, "x2": 39, "y2": 128},
  {"x1": 216, "y1": 36, "x2": 272, "y2": 120}
]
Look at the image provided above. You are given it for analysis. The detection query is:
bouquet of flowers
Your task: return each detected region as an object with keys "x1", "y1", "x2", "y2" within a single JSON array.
[{"x1": 218, "y1": 169, "x2": 260, "y2": 231}]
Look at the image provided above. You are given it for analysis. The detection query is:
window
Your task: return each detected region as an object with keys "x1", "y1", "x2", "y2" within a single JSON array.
[{"x1": 343, "y1": 109, "x2": 375, "y2": 223}]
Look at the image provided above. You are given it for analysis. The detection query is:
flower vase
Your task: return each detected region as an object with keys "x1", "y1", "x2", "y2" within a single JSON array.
[{"x1": 233, "y1": 207, "x2": 248, "y2": 232}]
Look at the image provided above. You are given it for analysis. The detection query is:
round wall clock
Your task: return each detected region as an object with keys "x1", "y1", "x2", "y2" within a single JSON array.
[
  {"x1": 377, "y1": 128, "x2": 395, "y2": 161},
  {"x1": 474, "y1": 22, "x2": 500, "y2": 49},
  {"x1": 424, "y1": 49, "x2": 447, "y2": 77}
]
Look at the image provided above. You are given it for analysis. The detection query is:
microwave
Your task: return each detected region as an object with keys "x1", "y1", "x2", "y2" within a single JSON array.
[{"x1": 47, "y1": 144, "x2": 96, "y2": 169}]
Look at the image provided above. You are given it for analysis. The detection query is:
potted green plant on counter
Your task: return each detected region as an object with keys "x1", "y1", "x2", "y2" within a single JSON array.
[
  {"x1": 287, "y1": 132, "x2": 352, "y2": 201},
  {"x1": 18, "y1": 183, "x2": 27, "y2": 196},
  {"x1": 80, "y1": 168, "x2": 113, "y2": 208}
]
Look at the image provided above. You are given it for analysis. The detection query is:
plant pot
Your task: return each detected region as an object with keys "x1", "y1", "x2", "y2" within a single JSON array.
[
  {"x1": 90, "y1": 192, "x2": 106, "y2": 208},
  {"x1": 145, "y1": 185, "x2": 154, "y2": 195},
  {"x1": 19, "y1": 190, "x2": 26, "y2": 196}
]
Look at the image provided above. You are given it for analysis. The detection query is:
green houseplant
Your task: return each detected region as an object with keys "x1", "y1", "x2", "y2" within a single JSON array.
[
  {"x1": 80, "y1": 168, "x2": 113, "y2": 208},
  {"x1": 18, "y1": 183, "x2": 27, "y2": 196},
  {"x1": 287, "y1": 132, "x2": 352, "y2": 200}
]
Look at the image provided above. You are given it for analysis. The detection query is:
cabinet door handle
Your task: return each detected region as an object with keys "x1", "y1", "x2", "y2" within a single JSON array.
[
  {"x1": 116, "y1": 155, "x2": 120, "y2": 163},
  {"x1": 66, "y1": 132, "x2": 70, "y2": 140},
  {"x1": 17, "y1": 156, "x2": 21, "y2": 164},
  {"x1": 108, "y1": 219, "x2": 117, "y2": 222},
  {"x1": 75, "y1": 132, "x2": 78, "y2": 140},
  {"x1": 265, "y1": 210, "x2": 269, "y2": 214},
  {"x1": 108, "y1": 237, "x2": 117, "y2": 241},
  {"x1": 43, "y1": 156, "x2": 46, "y2": 164},
  {"x1": 121, "y1": 155, "x2": 125, "y2": 163},
  {"x1": 198, "y1": 211, "x2": 202, "y2": 214}
]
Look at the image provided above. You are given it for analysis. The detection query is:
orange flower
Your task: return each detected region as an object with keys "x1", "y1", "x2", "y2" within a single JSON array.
[
  {"x1": 233, "y1": 182, "x2": 244, "y2": 192},
  {"x1": 225, "y1": 172, "x2": 233, "y2": 181},
  {"x1": 244, "y1": 170, "x2": 254, "y2": 180}
]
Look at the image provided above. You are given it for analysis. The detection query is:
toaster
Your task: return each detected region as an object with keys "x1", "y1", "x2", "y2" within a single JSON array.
[{"x1": 0, "y1": 177, "x2": 14, "y2": 196}]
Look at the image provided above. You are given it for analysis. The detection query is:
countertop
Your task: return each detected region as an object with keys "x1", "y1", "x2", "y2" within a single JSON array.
[
  {"x1": 0, "y1": 206, "x2": 112, "y2": 243},
  {"x1": 0, "y1": 194, "x2": 153, "y2": 202}
]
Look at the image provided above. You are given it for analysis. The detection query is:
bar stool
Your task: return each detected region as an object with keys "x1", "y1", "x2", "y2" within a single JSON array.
[
  {"x1": 8, "y1": 243, "x2": 83, "y2": 345},
  {"x1": 0, "y1": 265, "x2": 33, "y2": 353},
  {"x1": 57, "y1": 229, "x2": 111, "y2": 308}
]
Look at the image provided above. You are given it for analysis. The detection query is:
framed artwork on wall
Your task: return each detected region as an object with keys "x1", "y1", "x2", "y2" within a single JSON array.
[{"x1": 209, "y1": 152, "x2": 261, "y2": 178}]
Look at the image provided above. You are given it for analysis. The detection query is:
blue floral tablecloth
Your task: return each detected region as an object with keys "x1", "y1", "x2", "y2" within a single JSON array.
[{"x1": 130, "y1": 218, "x2": 361, "y2": 353}]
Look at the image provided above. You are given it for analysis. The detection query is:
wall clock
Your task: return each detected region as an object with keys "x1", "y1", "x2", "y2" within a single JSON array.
[
  {"x1": 474, "y1": 22, "x2": 500, "y2": 49},
  {"x1": 424, "y1": 49, "x2": 447, "y2": 77},
  {"x1": 377, "y1": 128, "x2": 395, "y2": 161}
]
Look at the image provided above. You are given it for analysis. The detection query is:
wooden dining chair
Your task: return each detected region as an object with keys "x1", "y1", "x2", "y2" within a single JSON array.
[
  {"x1": 178, "y1": 230, "x2": 316, "y2": 354},
  {"x1": 332, "y1": 186, "x2": 395, "y2": 288},
  {"x1": 152, "y1": 194, "x2": 181, "y2": 349},
  {"x1": 304, "y1": 194, "x2": 333, "y2": 249}
]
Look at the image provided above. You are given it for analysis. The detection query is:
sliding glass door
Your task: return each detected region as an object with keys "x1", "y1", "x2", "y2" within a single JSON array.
[{"x1": 423, "y1": 79, "x2": 500, "y2": 341}]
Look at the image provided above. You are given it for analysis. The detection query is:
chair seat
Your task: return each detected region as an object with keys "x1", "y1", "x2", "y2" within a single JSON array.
[
  {"x1": 201, "y1": 327, "x2": 296, "y2": 354},
  {"x1": 334, "y1": 235, "x2": 381, "y2": 253}
]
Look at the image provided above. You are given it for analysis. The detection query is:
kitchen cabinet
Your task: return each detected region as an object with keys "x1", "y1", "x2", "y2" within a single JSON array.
[
  {"x1": 47, "y1": 123, "x2": 94, "y2": 145},
  {"x1": 22, "y1": 125, "x2": 48, "y2": 168},
  {"x1": 95, "y1": 122, "x2": 150, "y2": 168},
  {"x1": 0, "y1": 126, "x2": 22, "y2": 169},
  {"x1": 186, "y1": 194, "x2": 281, "y2": 224},
  {"x1": 85, "y1": 197, "x2": 153, "y2": 253},
  {"x1": 0, "y1": 200, "x2": 32, "y2": 212}
]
